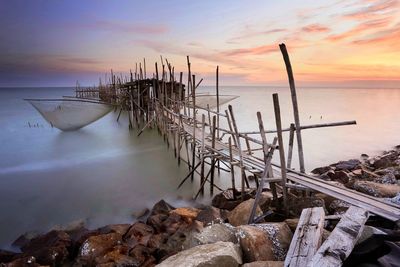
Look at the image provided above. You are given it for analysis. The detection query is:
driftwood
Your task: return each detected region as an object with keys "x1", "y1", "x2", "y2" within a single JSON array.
[
  {"x1": 285, "y1": 207, "x2": 325, "y2": 267},
  {"x1": 309, "y1": 206, "x2": 369, "y2": 267}
]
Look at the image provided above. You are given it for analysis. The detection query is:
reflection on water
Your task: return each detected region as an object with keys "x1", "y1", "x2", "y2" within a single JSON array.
[{"x1": 0, "y1": 86, "x2": 399, "y2": 248}]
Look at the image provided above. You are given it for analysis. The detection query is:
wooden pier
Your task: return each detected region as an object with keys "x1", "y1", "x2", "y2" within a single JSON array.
[{"x1": 75, "y1": 44, "x2": 400, "y2": 223}]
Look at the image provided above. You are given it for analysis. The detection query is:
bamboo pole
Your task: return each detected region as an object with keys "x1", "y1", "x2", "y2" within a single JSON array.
[
  {"x1": 273, "y1": 93, "x2": 288, "y2": 213},
  {"x1": 279, "y1": 43, "x2": 305, "y2": 173}
]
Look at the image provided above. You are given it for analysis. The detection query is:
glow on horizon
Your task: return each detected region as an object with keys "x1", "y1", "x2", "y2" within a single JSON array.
[{"x1": 0, "y1": 0, "x2": 399, "y2": 87}]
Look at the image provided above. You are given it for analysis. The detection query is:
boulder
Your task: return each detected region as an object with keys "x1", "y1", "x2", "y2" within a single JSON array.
[
  {"x1": 242, "y1": 261, "x2": 284, "y2": 267},
  {"x1": 329, "y1": 170, "x2": 351, "y2": 184},
  {"x1": 373, "y1": 157, "x2": 392, "y2": 169},
  {"x1": 124, "y1": 222, "x2": 154, "y2": 247},
  {"x1": 183, "y1": 223, "x2": 238, "y2": 249},
  {"x1": 3, "y1": 256, "x2": 39, "y2": 267},
  {"x1": 96, "y1": 244, "x2": 139, "y2": 266},
  {"x1": 334, "y1": 159, "x2": 360, "y2": 171},
  {"x1": 76, "y1": 233, "x2": 122, "y2": 265},
  {"x1": 311, "y1": 166, "x2": 332, "y2": 175},
  {"x1": 195, "y1": 206, "x2": 224, "y2": 226},
  {"x1": 352, "y1": 180, "x2": 400, "y2": 197},
  {"x1": 132, "y1": 208, "x2": 150, "y2": 222},
  {"x1": 147, "y1": 213, "x2": 169, "y2": 233},
  {"x1": 0, "y1": 249, "x2": 19, "y2": 263},
  {"x1": 236, "y1": 225, "x2": 275, "y2": 262},
  {"x1": 329, "y1": 199, "x2": 350, "y2": 214},
  {"x1": 170, "y1": 207, "x2": 200, "y2": 223},
  {"x1": 259, "y1": 191, "x2": 274, "y2": 212},
  {"x1": 227, "y1": 199, "x2": 262, "y2": 226},
  {"x1": 212, "y1": 189, "x2": 252, "y2": 210},
  {"x1": 252, "y1": 223, "x2": 293, "y2": 261},
  {"x1": 20, "y1": 230, "x2": 71, "y2": 266},
  {"x1": 156, "y1": 241, "x2": 242, "y2": 267},
  {"x1": 150, "y1": 200, "x2": 175, "y2": 216},
  {"x1": 284, "y1": 218, "x2": 299, "y2": 232},
  {"x1": 98, "y1": 223, "x2": 131, "y2": 236},
  {"x1": 129, "y1": 244, "x2": 156, "y2": 266},
  {"x1": 11, "y1": 231, "x2": 39, "y2": 248}
]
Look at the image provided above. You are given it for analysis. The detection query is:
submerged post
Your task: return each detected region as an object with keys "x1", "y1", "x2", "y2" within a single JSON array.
[{"x1": 279, "y1": 43, "x2": 305, "y2": 173}]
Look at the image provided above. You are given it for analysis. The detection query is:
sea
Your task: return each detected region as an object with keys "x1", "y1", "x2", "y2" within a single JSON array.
[{"x1": 0, "y1": 86, "x2": 399, "y2": 248}]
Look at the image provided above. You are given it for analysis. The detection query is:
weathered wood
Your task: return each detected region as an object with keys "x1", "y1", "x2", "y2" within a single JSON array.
[
  {"x1": 191, "y1": 75, "x2": 196, "y2": 181},
  {"x1": 279, "y1": 43, "x2": 305, "y2": 173},
  {"x1": 228, "y1": 137, "x2": 236, "y2": 199},
  {"x1": 210, "y1": 115, "x2": 217, "y2": 195},
  {"x1": 285, "y1": 207, "x2": 325, "y2": 267},
  {"x1": 199, "y1": 114, "x2": 206, "y2": 196},
  {"x1": 273, "y1": 93, "x2": 288, "y2": 212},
  {"x1": 309, "y1": 206, "x2": 369, "y2": 267},
  {"x1": 287, "y1": 123, "x2": 295, "y2": 169}
]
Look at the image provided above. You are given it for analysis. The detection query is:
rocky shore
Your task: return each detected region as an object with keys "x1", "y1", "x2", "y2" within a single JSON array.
[{"x1": 1, "y1": 147, "x2": 400, "y2": 267}]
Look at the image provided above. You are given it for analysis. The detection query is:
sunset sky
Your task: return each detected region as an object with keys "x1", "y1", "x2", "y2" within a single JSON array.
[{"x1": 0, "y1": 0, "x2": 399, "y2": 87}]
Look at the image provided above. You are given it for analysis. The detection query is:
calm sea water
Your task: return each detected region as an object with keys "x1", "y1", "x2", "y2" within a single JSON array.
[{"x1": 0, "y1": 86, "x2": 399, "y2": 248}]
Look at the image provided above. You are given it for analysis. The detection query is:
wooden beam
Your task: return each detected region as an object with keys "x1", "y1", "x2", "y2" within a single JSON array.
[
  {"x1": 285, "y1": 207, "x2": 325, "y2": 267},
  {"x1": 309, "y1": 206, "x2": 369, "y2": 267}
]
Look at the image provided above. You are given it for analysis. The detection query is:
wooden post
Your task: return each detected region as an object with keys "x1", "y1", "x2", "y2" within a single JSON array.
[
  {"x1": 177, "y1": 114, "x2": 182, "y2": 165},
  {"x1": 216, "y1": 66, "x2": 221, "y2": 174},
  {"x1": 190, "y1": 75, "x2": 196, "y2": 181},
  {"x1": 273, "y1": 93, "x2": 288, "y2": 212},
  {"x1": 225, "y1": 110, "x2": 238, "y2": 147},
  {"x1": 279, "y1": 43, "x2": 305, "y2": 173},
  {"x1": 228, "y1": 137, "x2": 236, "y2": 198},
  {"x1": 199, "y1": 114, "x2": 206, "y2": 197},
  {"x1": 210, "y1": 115, "x2": 217, "y2": 195},
  {"x1": 287, "y1": 123, "x2": 295, "y2": 169},
  {"x1": 228, "y1": 105, "x2": 246, "y2": 199}
]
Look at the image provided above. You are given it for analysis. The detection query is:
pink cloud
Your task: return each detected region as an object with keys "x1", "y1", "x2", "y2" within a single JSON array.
[
  {"x1": 301, "y1": 24, "x2": 330, "y2": 33},
  {"x1": 342, "y1": 0, "x2": 399, "y2": 20}
]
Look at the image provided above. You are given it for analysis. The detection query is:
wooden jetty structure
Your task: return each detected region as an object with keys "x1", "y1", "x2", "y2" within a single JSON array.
[{"x1": 74, "y1": 44, "x2": 400, "y2": 224}]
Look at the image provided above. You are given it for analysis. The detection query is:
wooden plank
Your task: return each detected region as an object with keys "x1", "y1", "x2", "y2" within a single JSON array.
[
  {"x1": 308, "y1": 206, "x2": 369, "y2": 267},
  {"x1": 285, "y1": 207, "x2": 325, "y2": 267}
]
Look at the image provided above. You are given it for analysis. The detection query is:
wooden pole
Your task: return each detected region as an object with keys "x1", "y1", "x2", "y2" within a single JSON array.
[
  {"x1": 273, "y1": 93, "x2": 288, "y2": 212},
  {"x1": 279, "y1": 43, "x2": 305, "y2": 173},
  {"x1": 287, "y1": 123, "x2": 295, "y2": 169},
  {"x1": 228, "y1": 137, "x2": 236, "y2": 199},
  {"x1": 199, "y1": 114, "x2": 206, "y2": 196},
  {"x1": 190, "y1": 75, "x2": 196, "y2": 181},
  {"x1": 210, "y1": 115, "x2": 217, "y2": 195}
]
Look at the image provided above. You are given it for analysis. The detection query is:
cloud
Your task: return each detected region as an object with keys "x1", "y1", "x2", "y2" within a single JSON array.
[
  {"x1": 352, "y1": 25, "x2": 400, "y2": 47},
  {"x1": 342, "y1": 0, "x2": 399, "y2": 20},
  {"x1": 326, "y1": 17, "x2": 392, "y2": 41},
  {"x1": 228, "y1": 28, "x2": 286, "y2": 43},
  {"x1": 301, "y1": 24, "x2": 330, "y2": 33},
  {"x1": 83, "y1": 20, "x2": 168, "y2": 34}
]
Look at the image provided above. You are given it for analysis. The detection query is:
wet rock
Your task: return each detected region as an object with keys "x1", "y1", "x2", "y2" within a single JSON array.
[
  {"x1": 352, "y1": 180, "x2": 400, "y2": 197},
  {"x1": 236, "y1": 225, "x2": 275, "y2": 262},
  {"x1": 284, "y1": 218, "x2": 299, "y2": 232},
  {"x1": 0, "y1": 249, "x2": 19, "y2": 263},
  {"x1": 129, "y1": 244, "x2": 155, "y2": 266},
  {"x1": 252, "y1": 223, "x2": 293, "y2": 261},
  {"x1": 147, "y1": 214, "x2": 169, "y2": 233},
  {"x1": 373, "y1": 157, "x2": 392, "y2": 169},
  {"x1": 156, "y1": 241, "x2": 242, "y2": 267},
  {"x1": 19, "y1": 230, "x2": 71, "y2": 266},
  {"x1": 384, "y1": 192, "x2": 400, "y2": 205},
  {"x1": 288, "y1": 196, "x2": 325, "y2": 217},
  {"x1": 132, "y1": 208, "x2": 150, "y2": 222},
  {"x1": 125, "y1": 222, "x2": 154, "y2": 247},
  {"x1": 98, "y1": 224, "x2": 131, "y2": 236},
  {"x1": 227, "y1": 199, "x2": 262, "y2": 226},
  {"x1": 170, "y1": 207, "x2": 200, "y2": 223},
  {"x1": 242, "y1": 261, "x2": 284, "y2": 267},
  {"x1": 195, "y1": 206, "x2": 223, "y2": 226},
  {"x1": 212, "y1": 189, "x2": 252, "y2": 210},
  {"x1": 150, "y1": 200, "x2": 175, "y2": 216},
  {"x1": 162, "y1": 213, "x2": 187, "y2": 235},
  {"x1": 329, "y1": 170, "x2": 351, "y2": 184},
  {"x1": 96, "y1": 244, "x2": 139, "y2": 266},
  {"x1": 311, "y1": 166, "x2": 332, "y2": 175},
  {"x1": 376, "y1": 172, "x2": 397, "y2": 184},
  {"x1": 3, "y1": 256, "x2": 39, "y2": 267},
  {"x1": 148, "y1": 233, "x2": 167, "y2": 249},
  {"x1": 259, "y1": 191, "x2": 274, "y2": 212},
  {"x1": 11, "y1": 231, "x2": 39, "y2": 249},
  {"x1": 76, "y1": 233, "x2": 122, "y2": 265},
  {"x1": 319, "y1": 170, "x2": 334, "y2": 181},
  {"x1": 329, "y1": 199, "x2": 350, "y2": 214},
  {"x1": 334, "y1": 159, "x2": 361, "y2": 171},
  {"x1": 183, "y1": 223, "x2": 238, "y2": 249}
]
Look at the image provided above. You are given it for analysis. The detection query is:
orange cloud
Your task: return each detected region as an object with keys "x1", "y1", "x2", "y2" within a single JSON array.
[
  {"x1": 301, "y1": 24, "x2": 330, "y2": 33},
  {"x1": 342, "y1": 0, "x2": 399, "y2": 20}
]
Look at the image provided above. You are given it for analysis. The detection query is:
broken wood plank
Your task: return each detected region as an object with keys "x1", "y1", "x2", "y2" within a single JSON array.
[
  {"x1": 308, "y1": 206, "x2": 369, "y2": 267},
  {"x1": 285, "y1": 207, "x2": 325, "y2": 267}
]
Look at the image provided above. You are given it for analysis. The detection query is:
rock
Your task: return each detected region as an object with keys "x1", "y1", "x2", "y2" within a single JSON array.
[
  {"x1": 259, "y1": 191, "x2": 274, "y2": 212},
  {"x1": 3, "y1": 256, "x2": 39, "y2": 267},
  {"x1": 77, "y1": 233, "x2": 122, "y2": 265},
  {"x1": 212, "y1": 189, "x2": 252, "y2": 211},
  {"x1": 329, "y1": 170, "x2": 351, "y2": 184},
  {"x1": 63, "y1": 219, "x2": 86, "y2": 233},
  {"x1": 98, "y1": 223, "x2": 131, "y2": 236},
  {"x1": 329, "y1": 199, "x2": 350, "y2": 214},
  {"x1": 287, "y1": 196, "x2": 325, "y2": 217},
  {"x1": 195, "y1": 206, "x2": 223, "y2": 226},
  {"x1": 384, "y1": 192, "x2": 400, "y2": 205},
  {"x1": 319, "y1": 170, "x2": 334, "y2": 181},
  {"x1": 157, "y1": 228, "x2": 190, "y2": 260},
  {"x1": 236, "y1": 225, "x2": 275, "y2": 262},
  {"x1": 0, "y1": 249, "x2": 19, "y2": 263},
  {"x1": 68, "y1": 228, "x2": 100, "y2": 257},
  {"x1": 352, "y1": 180, "x2": 400, "y2": 197},
  {"x1": 11, "y1": 231, "x2": 39, "y2": 248},
  {"x1": 147, "y1": 214, "x2": 169, "y2": 233},
  {"x1": 284, "y1": 218, "x2": 299, "y2": 232},
  {"x1": 227, "y1": 199, "x2": 262, "y2": 226},
  {"x1": 132, "y1": 208, "x2": 150, "y2": 222},
  {"x1": 183, "y1": 223, "x2": 238, "y2": 249},
  {"x1": 156, "y1": 241, "x2": 242, "y2": 267},
  {"x1": 252, "y1": 223, "x2": 293, "y2": 261},
  {"x1": 150, "y1": 200, "x2": 175, "y2": 216},
  {"x1": 376, "y1": 172, "x2": 397, "y2": 184},
  {"x1": 334, "y1": 159, "x2": 360, "y2": 171},
  {"x1": 20, "y1": 230, "x2": 71, "y2": 266},
  {"x1": 373, "y1": 157, "x2": 392, "y2": 169},
  {"x1": 242, "y1": 261, "x2": 284, "y2": 267},
  {"x1": 124, "y1": 222, "x2": 154, "y2": 247},
  {"x1": 170, "y1": 207, "x2": 200, "y2": 223},
  {"x1": 357, "y1": 225, "x2": 387, "y2": 244},
  {"x1": 96, "y1": 244, "x2": 139, "y2": 266},
  {"x1": 311, "y1": 166, "x2": 332, "y2": 175},
  {"x1": 129, "y1": 244, "x2": 156, "y2": 266}
]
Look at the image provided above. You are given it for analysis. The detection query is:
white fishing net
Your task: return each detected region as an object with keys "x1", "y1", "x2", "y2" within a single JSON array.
[
  {"x1": 27, "y1": 98, "x2": 113, "y2": 131},
  {"x1": 188, "y1": 94, "x2": 239, "y2": 109}
]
